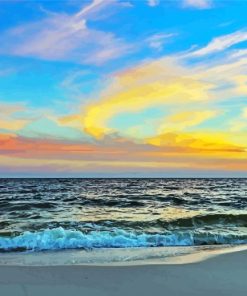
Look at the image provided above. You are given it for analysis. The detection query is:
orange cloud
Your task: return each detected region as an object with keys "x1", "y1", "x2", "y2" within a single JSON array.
[{"x1": 0, "y1": 132, "x2": 246, "y2": 174}]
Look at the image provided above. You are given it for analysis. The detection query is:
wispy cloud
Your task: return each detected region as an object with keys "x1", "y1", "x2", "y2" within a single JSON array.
[
  {"x1": 158, "y1": 110, "x2": 218, "y2": 133},
  {"x1": 147, "y1": 0, "x2": 159, "y2": 7},
  {"x1": 1, "y1": 1, "x2": 247, "y2": 175},
  {"x1": 0, "y1": 0, "x2": 131, "y2": 65},
  {"x1": 0, "y1": 102, "x2": 25, "y2": 116},
  {"x1": 182, "y1": 0, "x2": 212, "y2": 9},
  {"x1": 190, "y1": 30, "x2": 247, "y2": 57},
  {"x1": 58, "y1": 28, "x2": 247, "y2": 166},
  {"x1": 0, "y1": 102, "x2": 29, "y2": 132},
  {"x1": 78, "y1": 58, "x2": 212, "y2": 139},
  {"x1": 146, "y1": 33, "x2": 176, "y2": 51}
]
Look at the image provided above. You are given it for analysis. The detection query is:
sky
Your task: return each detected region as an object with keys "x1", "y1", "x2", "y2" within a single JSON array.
[{"x1": 0, "y1": 0, "x2": 247, "y2": 177}]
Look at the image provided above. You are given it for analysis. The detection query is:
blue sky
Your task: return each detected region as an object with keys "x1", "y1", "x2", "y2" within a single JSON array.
[
  {"x1": 0, "y1": 1, "x2": 246, "y2": 108},
  {"x1": 0, "y1": 0, "x2": 247, "y2": 177}
]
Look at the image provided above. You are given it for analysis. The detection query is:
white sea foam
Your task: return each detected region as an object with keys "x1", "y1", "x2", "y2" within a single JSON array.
[{"x1": 0, "y1": 227, "x2": 246, "y2": 252}]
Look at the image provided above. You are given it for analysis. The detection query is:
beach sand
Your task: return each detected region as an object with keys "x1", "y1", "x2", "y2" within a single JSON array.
[{"x1": 0, "y1": 249, "x2": 247, "y2": 296}]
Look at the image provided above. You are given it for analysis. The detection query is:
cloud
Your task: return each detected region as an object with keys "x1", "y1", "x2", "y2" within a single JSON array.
[
  {"x1": 0, "y1": 131, "x2": 246, "y2": 175},
  {"x1": 190, "y1": 30, "x2": 247, "y2": 57},
  {"x1": 182, "y1": 0, "x2": 212, "y2": 9},
  {"x1": 0, "y1": 132, "x2": 160, "y2": 163},
  {"x1": 0, "y1": 102, "x2": 29, "y2": 132},
  {"x1": 147, "y1": 0, "x2": 159, "y2": 7},
  {"x1": 18, "y1": 117, "x2": 86, "y2": 141},
  {"x1": 79, "y1": 58, "x2": 212, "y2": 139},
  {"x1": 0, "y1": 118, "x2": 28, "y2": 132},
  {"x1": 230, "y1": 49, "x2": 247, "y2": 59},
  {"x1": 146, "y1": 33, "x2": 176, "y2": 51},
  {"x1": 0, "y1": 134, "x2": 96, "y2": 159},
  {"x1": 1, "y1": 8, "x2": 247, "y2": 175},
  {"x1": 0, "y1": 0, "x2": 131, "y2": 65},
  {"x1": 0, "y1": 102, "x2": 26, "y2": 116},
  {"x1": 57, "y1": 27, "x2": 247, "y2": 171},
  {"x1": 147, "y1": 131, "x2": 247, "y2": 154},
  {"x1": 76, "y1": 0, "x2": 107, "y2": 17},
  {"x1": 149, "y1": 0, "x2": 212, "y2": 9},
  {"x1": 158, "y1": 110, "x2": 218, "y2": 133},
  {"x1": 62, "y1": 45, "x2": 247, "y2": 140},
  {"x1": 193, "y1": 55, "x2": 247, "y2": 99}
]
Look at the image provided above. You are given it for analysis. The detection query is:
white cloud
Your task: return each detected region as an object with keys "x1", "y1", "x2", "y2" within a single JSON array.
[
  {"x1": 189, "y1": 30, "x2": 247, "y2": 57},
  {"x1": 183, "y1": 0, "x2": 212, "y2": 9},
  {"x1": 0, "y1": 0, "x2": 131, "y2": 65},
  {"x1": 76, "y1": 0, "x2": 106, "y2": 17},
  {"x1": 147, "y1": 0, "x2": 159, "y2": 7},
  {"x1": 146, "y1": 33, "x2": 176, "y2": 51},
  {"x1": 230, "y1": 49, "x2": 247, "y2": 59}
]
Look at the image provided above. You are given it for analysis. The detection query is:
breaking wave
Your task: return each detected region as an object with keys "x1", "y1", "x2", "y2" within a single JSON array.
[{"x1": 1, "y1": 227, "x2": 247, "y2": 252}]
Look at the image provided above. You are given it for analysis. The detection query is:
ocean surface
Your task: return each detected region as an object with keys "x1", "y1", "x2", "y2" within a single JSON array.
[{"x1": 0, "y1": 178, "x2": 247, "y2": 253}]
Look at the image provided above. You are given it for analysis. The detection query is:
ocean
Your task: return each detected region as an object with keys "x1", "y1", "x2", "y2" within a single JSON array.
[{"x1": 0, "y1": 178, "x2": 247, "y2": 256}]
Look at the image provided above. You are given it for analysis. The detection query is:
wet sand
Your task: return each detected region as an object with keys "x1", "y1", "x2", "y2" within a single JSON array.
[{"x1": 0, "y1": 249, "x2": 246, "y2": 296}]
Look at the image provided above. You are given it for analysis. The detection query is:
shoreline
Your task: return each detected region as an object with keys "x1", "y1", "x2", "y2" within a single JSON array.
[
  {"x1": 0, "y1": 248, "x2": 247, "y2": 295},
  {"x1": 0, "y1": 244, "x2": 247, "y2": 267}
]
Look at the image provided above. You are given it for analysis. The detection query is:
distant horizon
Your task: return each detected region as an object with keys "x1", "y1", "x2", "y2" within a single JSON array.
[{"x1": 0, "y1": 173, "x2": 246, "y2": 179}]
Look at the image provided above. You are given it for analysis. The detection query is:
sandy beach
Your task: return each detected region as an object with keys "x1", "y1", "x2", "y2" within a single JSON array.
[{"x1": 0, "y1": 249, "x2": 246, "y2": 296}]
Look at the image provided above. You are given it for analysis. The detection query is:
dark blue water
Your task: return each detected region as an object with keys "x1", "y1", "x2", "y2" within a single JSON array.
[{"x1": 0, "y1": 178, "x2": 247, "y2": 252}]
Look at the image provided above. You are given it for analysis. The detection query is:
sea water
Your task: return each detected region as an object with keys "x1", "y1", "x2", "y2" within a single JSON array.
[{"x1": 0, "y1": 178, "x2": 246, "y2": 258}]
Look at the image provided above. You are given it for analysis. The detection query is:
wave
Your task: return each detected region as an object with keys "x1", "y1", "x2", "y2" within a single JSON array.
[
  {"x1": 78, "y1": 213, "x2": 247, "y2": 230},
  {"x1": 0, "y1": 227, "x2": 247, "y2": 252},
  {"x1": 162, "y1": 213, "x2": 247, "y2": 228}
]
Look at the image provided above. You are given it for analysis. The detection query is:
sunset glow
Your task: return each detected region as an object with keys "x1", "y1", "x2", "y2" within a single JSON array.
[{"x1": 0, "y1": 0, "x2": 246, "y2": 177}]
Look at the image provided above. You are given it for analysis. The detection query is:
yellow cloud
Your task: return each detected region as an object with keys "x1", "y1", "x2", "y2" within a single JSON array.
[
  {"x1": 147, "y1": 131, "x2": 247, "y2": 157},
  {"x1": 81, "y1": 58, "x2": 212, "y2": 138},
  {"x1": 0, "y1": 102, "x2": 29, "y2": 131},
  {"x1": 61, "y1": 53, "x2": 247, "y2": 141},
  {"x1": 58, "y1": 44, "x2": 247, "y2": 173},
  {"x1": 158, "y1": 110, "x2": 218, "y2": 133},
  {"x1": 0, "y1": 119, "x2": 28, "y2": 131}
]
